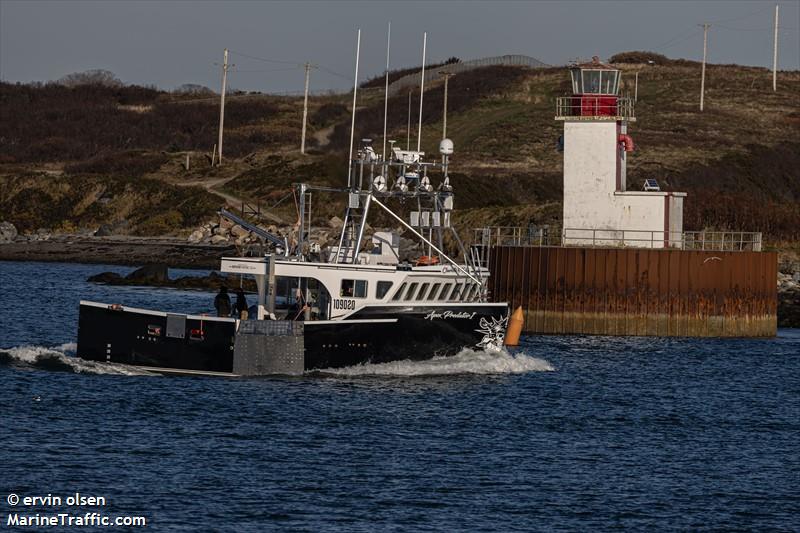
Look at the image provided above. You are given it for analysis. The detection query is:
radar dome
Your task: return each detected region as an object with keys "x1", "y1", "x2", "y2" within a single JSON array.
[{"x1": 439, "y1": 138, "x2": 454, "y2": 155}]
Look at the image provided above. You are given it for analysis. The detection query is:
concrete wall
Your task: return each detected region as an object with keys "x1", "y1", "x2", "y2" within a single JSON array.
[{"x1": 562, "y1": 120, "x2": 686, "y2": 249}]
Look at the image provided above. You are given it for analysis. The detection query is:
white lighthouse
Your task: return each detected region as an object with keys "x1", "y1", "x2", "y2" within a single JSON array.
[{"x1": 557, "y1": 57, "x2": 686, "y2": 248}]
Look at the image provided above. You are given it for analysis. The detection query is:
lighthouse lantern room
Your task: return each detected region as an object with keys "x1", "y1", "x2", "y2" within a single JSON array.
[{"x1": 556, "y1": 57, "x2": 686, "y2": 248}]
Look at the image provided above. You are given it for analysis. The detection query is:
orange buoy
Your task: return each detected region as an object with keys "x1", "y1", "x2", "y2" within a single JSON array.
[
  {"x1": 504, "y1": 306, "x2": 524, "y2": 346},
  {"x1": 415, "y1": 255, "x2": 440, "y2": 266}
]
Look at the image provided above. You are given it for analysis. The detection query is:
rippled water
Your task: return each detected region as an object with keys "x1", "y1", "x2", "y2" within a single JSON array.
[{"x1": 1, "y1": 261, "x2": 798, "y2": 531}]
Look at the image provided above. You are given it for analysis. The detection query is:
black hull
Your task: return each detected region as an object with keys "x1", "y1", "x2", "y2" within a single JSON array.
[{"x1": 77, "y1": 302, "x2": 509, "y2": 374}]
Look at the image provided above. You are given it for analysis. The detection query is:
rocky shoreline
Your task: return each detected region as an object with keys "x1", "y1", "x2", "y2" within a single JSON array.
[
  {"x1": 87, "y1": 264, "x2": 257, "y2": 292},
  {"x1": 0, "y1": 235, "x2": 234, "y2": 269}
]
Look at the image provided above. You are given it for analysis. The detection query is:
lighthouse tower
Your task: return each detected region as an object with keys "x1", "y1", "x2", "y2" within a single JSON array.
[{"x1": 557, "y1": 57, "x2": 686, "y2": 247}]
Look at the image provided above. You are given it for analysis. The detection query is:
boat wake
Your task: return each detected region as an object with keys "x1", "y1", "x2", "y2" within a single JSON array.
[
  {"x1": 317, "y1": 347, "x2": 554, "y2": 377},
  {"x1": 0, "y1": 343, "x2": 151, "y2": 376}
]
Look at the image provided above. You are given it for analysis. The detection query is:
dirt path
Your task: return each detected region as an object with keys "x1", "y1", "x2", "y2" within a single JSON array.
[{"x1": 176, "y1": 177, "x2": 285, "y2": 224}]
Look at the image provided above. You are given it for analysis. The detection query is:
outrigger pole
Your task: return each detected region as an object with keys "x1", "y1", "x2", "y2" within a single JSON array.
[{"x1": 370, "y1": 195, "x2": 481, "y2": 285}]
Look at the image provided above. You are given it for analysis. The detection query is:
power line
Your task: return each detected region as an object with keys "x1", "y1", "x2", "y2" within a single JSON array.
[
  {"x1": 230, "y1": 67, "x2": 302, "y2": 73},
  {"x1": 653, "y1": 26, "x2": 702, "y2": 50},
  {"x1": 316, "y1": 65, "x2": 352, "y2": 81},
  {"x1": 716, "y1": 24, "x2": 799, "y2": 32},
  {"x1": 708, "y1": 4, "x2": 774, "y2": 25},
  {"x1": 660, "y1": 28, "x2": 704, "y2": 51},
  {"x1": 227, "y1": 49, "x2": 301, "y2": 66}
]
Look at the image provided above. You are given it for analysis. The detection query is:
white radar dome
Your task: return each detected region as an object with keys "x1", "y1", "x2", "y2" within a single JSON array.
[{"x1": 439, "y1": 138, "x2": 454, "y2": 155}]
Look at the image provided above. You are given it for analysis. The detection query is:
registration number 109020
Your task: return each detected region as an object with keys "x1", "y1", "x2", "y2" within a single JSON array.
[{"x1": 333, "y1": 299, "x2": 356, "y2": 310}]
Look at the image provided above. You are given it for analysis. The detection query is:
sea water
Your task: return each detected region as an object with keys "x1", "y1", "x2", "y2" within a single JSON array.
[{"x1": 1, "y1": 261, "x2": 798, "y2": 531}]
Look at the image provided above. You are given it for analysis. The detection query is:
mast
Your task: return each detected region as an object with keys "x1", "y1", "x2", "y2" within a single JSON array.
[
  {"x1": 382, "y1": 22, "x2": 391, "y2": 161},
  {"x1": 347, "y1": 29, "x2": 361, "y2": 188},
  {"x1": 417, "y1": 32, "x2": 427, "y2": 153}
]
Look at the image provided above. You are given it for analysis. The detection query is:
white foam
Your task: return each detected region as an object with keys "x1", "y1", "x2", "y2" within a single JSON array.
[
  {"x1": 1, "y1": 344, "x2": 151, "y2": 376},
  {"x1": 319, "y1": 347, "x2": 554, "y2": 377}
]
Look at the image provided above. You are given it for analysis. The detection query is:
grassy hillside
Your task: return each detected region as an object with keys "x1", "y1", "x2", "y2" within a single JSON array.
[{"x1": 0, "y1": 55, "x2": 798, "y2": 241}]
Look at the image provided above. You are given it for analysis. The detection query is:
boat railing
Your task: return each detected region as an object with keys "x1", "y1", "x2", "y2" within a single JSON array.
[{"x1": 472, "y1": 226, "x2": 763, "y2": 252}]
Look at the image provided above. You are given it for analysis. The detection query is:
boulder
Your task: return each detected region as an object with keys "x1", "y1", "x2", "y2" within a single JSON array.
[
  {"x1": 94, "y1": 224, "x2": 113, "y2": 237},
  {"x1": 187, "y1": 229, "x2": 204, "y2": 243},
  {"x1": 231, "y1": 225, "x2": 249, "y2": 239},
  {"x1": 210, "y1": 234, "x2": 229, "y2": 245},
  {"x1": 125, "y1": 264, "x2": 169, "y2": 284},
  {"x1": 87, "y1": 272, "x2": 123, "y2": 284},
  {"x1": 0, "y1": 221, "x2": 17, "y2": 243},
  {"x1": 329, "y1": 216, "x2": 343, "y2": 230}
]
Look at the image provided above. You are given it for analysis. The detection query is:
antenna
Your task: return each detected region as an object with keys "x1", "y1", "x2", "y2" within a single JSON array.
[
  {"x1": 407, "y1": 90, "x2": 412, "y2": 150},
  {"x1": 417, "y1": 32, "x2": 427, "y2": 153},
  {"x1": 347, "y1": 29, "x2": 361, "y2": 187},
  {"x1": 382, "y1": 22, "x2": 391, "y2": 161}
]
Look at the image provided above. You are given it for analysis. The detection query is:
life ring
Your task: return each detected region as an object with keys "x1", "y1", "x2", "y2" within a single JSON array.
[{"x1": 416, "y1": 255, "x2": 440, "y2": 266}]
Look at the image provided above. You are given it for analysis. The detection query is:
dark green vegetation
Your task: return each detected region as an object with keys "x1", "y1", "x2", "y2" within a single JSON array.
[
  {"x1": 0, "y1": 54, "x2": 798, "y2": 241},
  {"x1": 0, "y1": 173, "x2": 219, "y2": 236}
]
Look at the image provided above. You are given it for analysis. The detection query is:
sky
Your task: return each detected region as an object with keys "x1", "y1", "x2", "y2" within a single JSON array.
[{"x1": 1, "y1": 0, "x2": 798, "y2": 93}]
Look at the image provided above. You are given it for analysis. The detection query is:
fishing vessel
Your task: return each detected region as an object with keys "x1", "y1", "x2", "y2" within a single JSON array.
[{"x1": 76, "y1": 30, "x2": 509, "y2": 376}]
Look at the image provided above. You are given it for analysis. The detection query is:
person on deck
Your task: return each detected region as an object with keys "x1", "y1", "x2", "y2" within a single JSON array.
[
  {"x1": 214, "y1": 286, "x2": 231, "y2": 318},
  {"x1": 235, "y1": 288, "x2": 249, "y2": 320}
]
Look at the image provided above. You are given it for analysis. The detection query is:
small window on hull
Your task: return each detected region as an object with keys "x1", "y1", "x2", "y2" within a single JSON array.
[
  {"x1": 449, "y1": 283, "x2": 463, "y2": 301},
  {"x1": 439, "y1": 283, "x2": 452, "y2": 301},
  {"x1": 417, "y1": 282, "x2": 430, "y2": 301},
  {"x1": 377, "y1": 281, "x2": 393, "y2": 299},
  {"x1": 392, "y1": 282, "x2": 407, "y2": 301},
  {"x1": 341, "y1": 279, "x2": 367, "y2": 298},
  {"x1": 404, "y1": 282, "x2": 419, "y2": 301},
  {"x1": 429, "y1": 283, "x2": 441, "y2": 301}
]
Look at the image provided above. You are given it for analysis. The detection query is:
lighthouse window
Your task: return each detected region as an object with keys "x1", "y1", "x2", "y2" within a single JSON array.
[
  {"x1": 582, "y1": 70, "x2": 601, "y2": 94},
  {"x1": 601, "y1": 70, "x2": 619, "y2": 94},
  {"x1": 341, "y1": 279, "x2": 367, "y2": 298},
  {"x1": 376, "y1": 281, "x2": 393, "y2": 299},
  {"x1": 404, "y1": 282, "x2": 419, "y2": 301},
  {"x1": 570, "y1": 70, "x2": 581, "y2": 93}
]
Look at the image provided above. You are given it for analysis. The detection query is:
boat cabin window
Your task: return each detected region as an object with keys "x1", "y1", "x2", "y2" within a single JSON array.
[
  {"x1": 449, "y1": 283, "x2": 463, "y2": 301},
  {"x1": 392, "y1": 282, "x2": 407, "y2": 301},
  {"x1": 341, "y1": 279, "x2": 367, "y2": 298},
  {"x1": 404, "y1": 282, "x2": 419, "y2": 301},
  {"x1": 417, "y1": 282, "x2": 430, "y2": 301},
  {"x1": 274, "y1": 276, "x2": 330, "y2": 321},
  {"x1": 376, "y1": 281, "x2": 393, "y2": 299},
  {"x1": 438, "y1": 283, "x2": 452, "y2": 301},
  {"x1": 429, "y1": 283, "x2": 441, "y2": 300},
  {"x1": 467, "y1": 284, "x2": 480, "y2": 301}
]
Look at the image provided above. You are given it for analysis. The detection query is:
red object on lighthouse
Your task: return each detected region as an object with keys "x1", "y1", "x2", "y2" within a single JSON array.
[{"x1": 569, "y1": 56, "x2": 621, "y2": 117}]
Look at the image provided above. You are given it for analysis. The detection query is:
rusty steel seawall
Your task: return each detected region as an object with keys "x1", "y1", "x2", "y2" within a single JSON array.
[{"x1": 488, "y1": 246, "x2": 777, "y2": 337}]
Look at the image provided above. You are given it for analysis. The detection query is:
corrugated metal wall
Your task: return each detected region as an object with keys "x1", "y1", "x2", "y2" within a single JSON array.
[{"x1": 488, "y1": 246, "x2": 777, "y2": 337}]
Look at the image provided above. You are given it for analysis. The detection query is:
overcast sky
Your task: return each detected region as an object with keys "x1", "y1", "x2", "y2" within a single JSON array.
[{"x1": 1, "y1": 0, "x2": 798, "y2": 93}]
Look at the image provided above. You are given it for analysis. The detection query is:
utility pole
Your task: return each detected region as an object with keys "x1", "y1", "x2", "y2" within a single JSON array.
[
  {"x1": 300, "y1": 62, "x2": 312, "y2": 154},
  {"x1": 217, "y1": 48, "x2": 229, "y2": 165},
  {"x1": 439, "y1": 71, "x2": 453, "y2": 139},
  {"x1": 634, "y1": 71, "x2": 639, "y2": 102},
  {"x1": 772, "y1": 4, "x2": 779, "y2": 92},
  {"x1": 699, "y1": 23, "x2": 710, "y2": 112}
]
